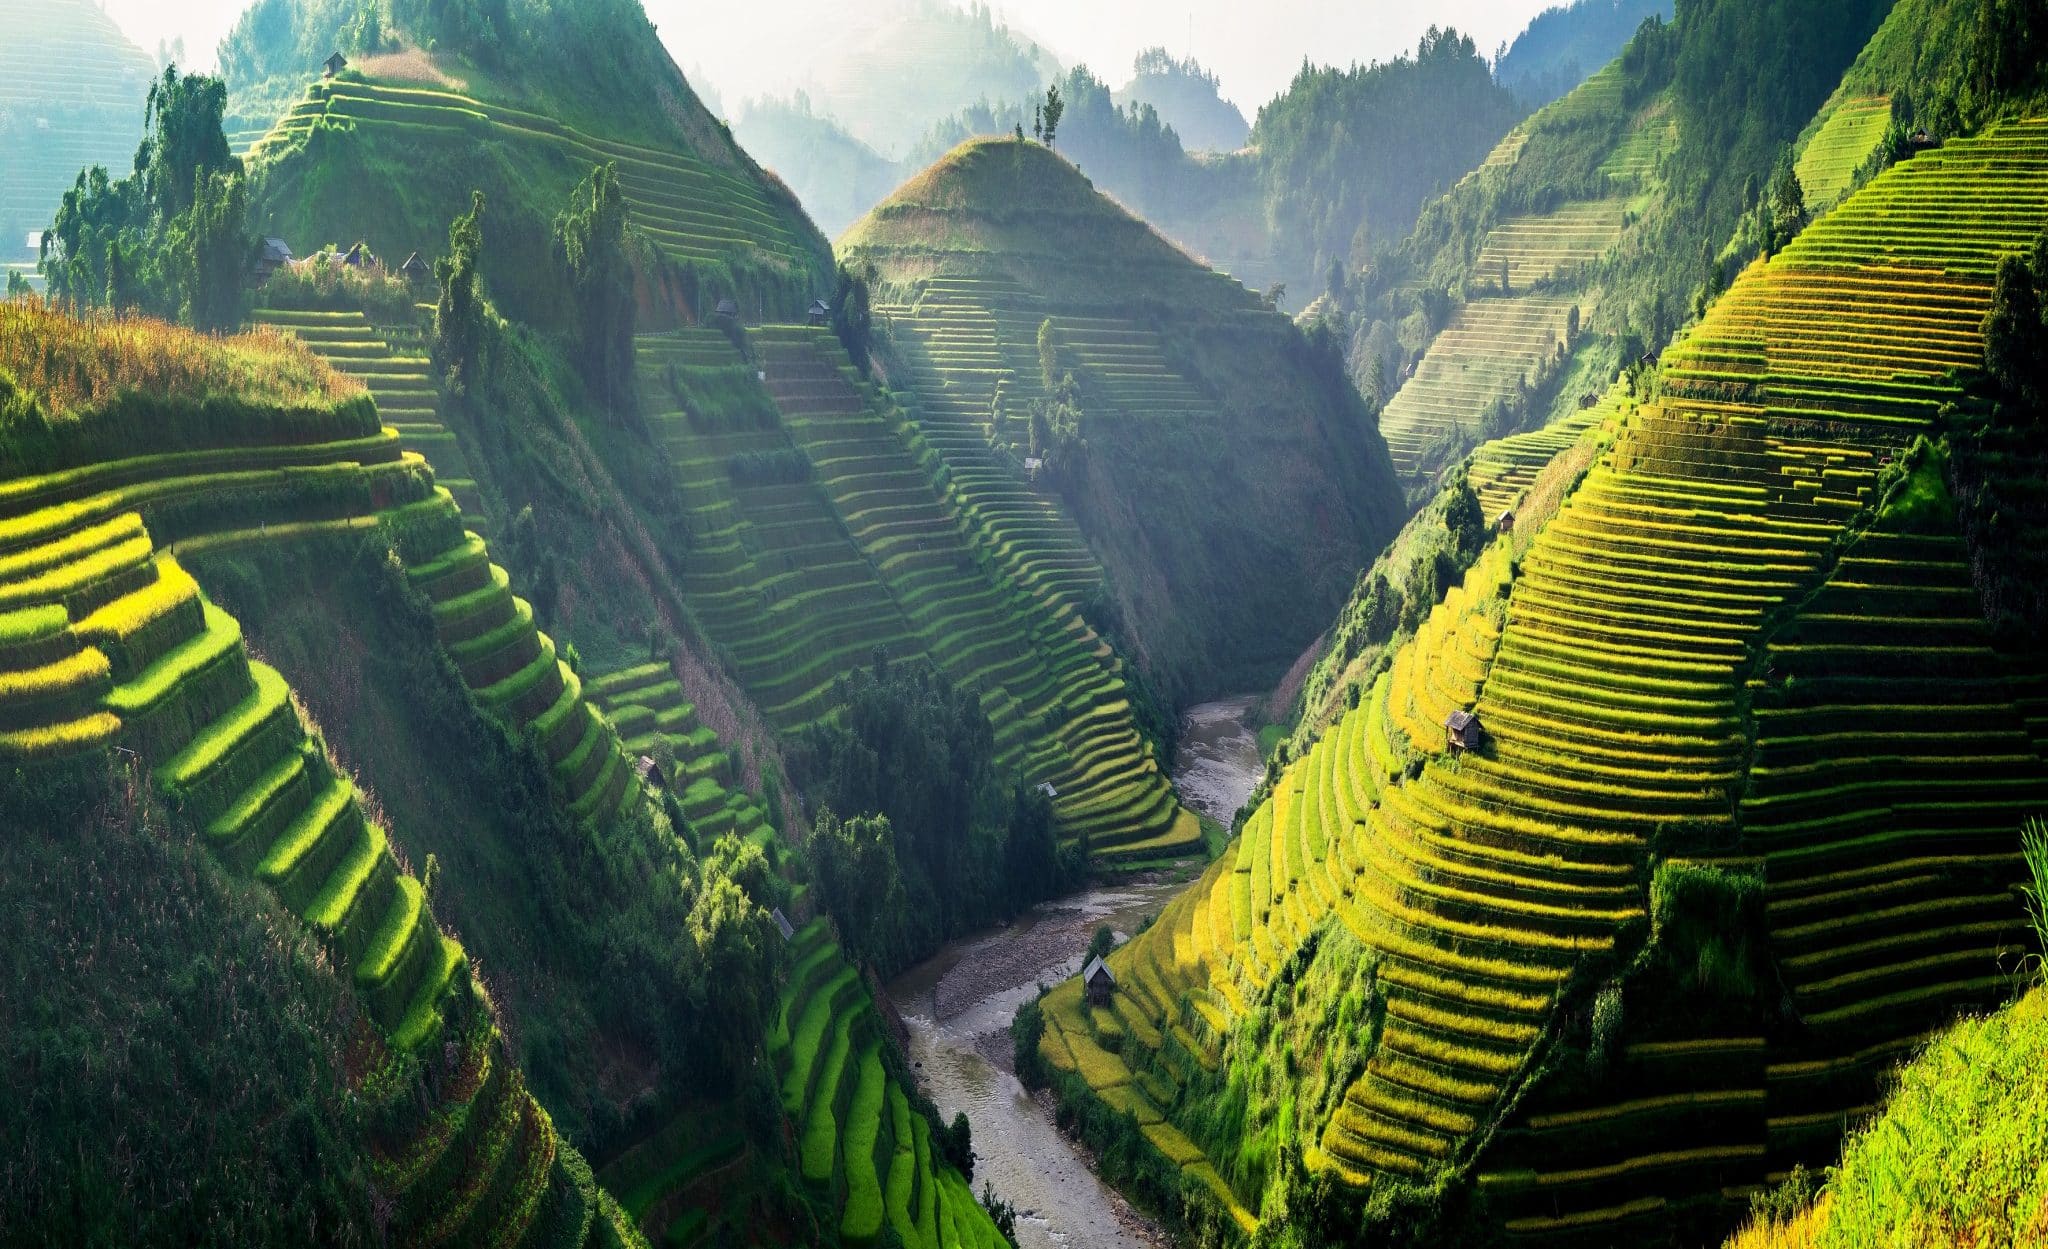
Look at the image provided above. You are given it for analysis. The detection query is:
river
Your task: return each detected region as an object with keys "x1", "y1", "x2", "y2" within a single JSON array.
[{"x1": 884, "y1": 697, "x2": 1266, "y2": 1248}]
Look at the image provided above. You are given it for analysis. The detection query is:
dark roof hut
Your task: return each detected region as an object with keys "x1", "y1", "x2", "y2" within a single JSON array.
[
  {"x1": 400, "y1": 252, "x2": 430, "y2": 283},
  {"x1": 808, "y1": 298, "x2": 831, "y2": 325},
  {"x1": 1446, "y1": 709, "x2": 1484, "y2": 752},
  {"x1": 714, "y1": 298, "x2": 739, "y2": 319},
  {"x1": 1083, "y1": 955, "x2": 1117, "y2": 1006},
  {"x1": 324, "y1": 52, "x2": 348, "y2": 78}
]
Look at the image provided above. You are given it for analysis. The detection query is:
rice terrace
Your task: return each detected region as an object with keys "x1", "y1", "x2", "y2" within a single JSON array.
[{"x1": 2, "y1": 0, "x2": 2046, "y2": 1246}]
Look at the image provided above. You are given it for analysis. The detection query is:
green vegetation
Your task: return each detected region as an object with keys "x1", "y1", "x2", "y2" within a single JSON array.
[
  {"x1": 792, "y1": 657, "x2": 1072, "y2": 972},
  {"x1": 845, "y1": 139, "x2": 1404, "y2": 704},
  {"x1": 0, "y1": 302, "x2": 645, "y2": 1247},
  {"x1": 766, "y1": 921, "x2": 1005, "y2": 1249},
  {"x1": 0, "y1": 0, "x2": 154, "y2": 275},
  {"x1": 1726, "y1": 989, "x2": 2048, "y2": 1249},
  {"x1": 41, "y1": 67, "x2": 253, "y2": 331},
  {"x1": 1031, "y1": 95, "x2": 2048, "y2": 1246}
]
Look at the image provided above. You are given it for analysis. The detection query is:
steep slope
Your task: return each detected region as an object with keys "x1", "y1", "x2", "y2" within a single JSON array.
[
  {"x1": 0, "y1": 0, "x2": 155, "y2": 281},
  {"x1": 1369, "y1": 59, "x2": 1667, "y2": 496},
  {"x1": 0, "y1": 301, "x2": 643, "y2": 1247},
  {"x1": 1033, "y1": 115, "x2": 2048, "y2": 1245},
  {"x1": 635, "y1": 322, "x2": 1200, "y2": 861},
  {"x1": 1724, "y1": 986, "x2": 2048, "y2": 1248},
  {"x1": 843, "y1": 138, "x2": 1405, "y2": 704}
]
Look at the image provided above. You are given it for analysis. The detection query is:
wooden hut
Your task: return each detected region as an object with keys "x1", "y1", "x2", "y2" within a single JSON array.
[
  {"x1": 1083, "y1": 955, "x2": 1117, "y2": 1007},
  {"x1": 1446, "y1": 709, "x2": 1484, "y2": 753}
]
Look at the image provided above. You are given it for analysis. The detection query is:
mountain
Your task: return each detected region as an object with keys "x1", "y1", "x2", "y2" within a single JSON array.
[
  {"x1": 730, "y1": 95, "x2": 906, "y2": 240},
  {"x1": 1494, "y1": 0, "x2": 1674, "y2": 107},
  {"x1": 842, "y1": 138, "x2": 1407, "y2": 706},
  {"x1": 0, "y1": 298, "x2": 645, "y2": 1247},
  {"x1": 0, "y1": 0, "x2": 156, "y2": 283},
  {"x1": 1115, "y1": 49, "x2": 1251, "y2": 153},
  {"x1": 1025, "y1": 5, "x2": 2048, "y2": 1243}
]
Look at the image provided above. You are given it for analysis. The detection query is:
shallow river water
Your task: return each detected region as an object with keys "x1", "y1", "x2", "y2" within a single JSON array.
[{"x1": 883, "y1": 698, "x2": 1266, "y2": 1248}]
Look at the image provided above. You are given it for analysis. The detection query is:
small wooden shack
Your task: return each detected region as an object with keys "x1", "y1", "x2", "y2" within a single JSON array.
[
  {"x1": 1083, "y1": 955, "x2": 1117, "y2": 1007},
  {"x1": 807, "y1": 298, "x2": 831, "y2": 326},
  {"x1": 324, "y1": 52, "x2": 348, "y2": 78},
  {"x1": 634, "y1": 755, "x2": 668, "y2": 790},
  {"x1": 714, "y1": 298, "x2": 739, "y2": 320},
  {"x1": 770, "y1": 907, "x2": 797, "y2": 942},
  {"x1": 1446, "y1": 709, "x2": 1484, "y2": 753},
  {"x1": 252, "y1": 237, "x2": 293, "y2": 284},
  {"x1": 399, "y1": 252, "x2": 429, "y2": 284},
  {"x1": 1497, "y1": 510, "x2": 1516, "y2": 536}
]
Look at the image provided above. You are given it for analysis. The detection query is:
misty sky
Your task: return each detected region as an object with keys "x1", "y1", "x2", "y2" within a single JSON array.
[{"x1": 102, "y1": 1, "x2": 1558, "y2": 114}]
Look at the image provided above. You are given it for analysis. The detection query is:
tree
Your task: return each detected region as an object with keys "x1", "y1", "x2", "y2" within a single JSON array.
[
  {"x1": 686, "y1": 851, "x2": 777, "y2": 1076},
  {"x1": 435, "y1": 192, "x2": 488, "y2": 395},
  {"x1": 945, "y1": 1112, "x2": 974, "y2": 1180},
  {"x1": 173, "y1": 169, "x2": 252, "y2": 331},
  {"x1": 1767, "y1": 161, "x2": 1808, "y2": 254},
  {"x1": 553, "y1": 164, "x2": 634, "y2": 411},
  {"x1": 808, "y1": 810, "x2": 906, "y2": 970},
  {"x1": 830, "y1": 263, "x2": 874, "y2": 375},
  {"x1": 1984, "y1": 250, "x2": 2046, "y2": 409},
  {"x1": 1088, "y1": 925, "x2": 1116, "y2": 964},
  {"x1": 1041, "y1": 82, "x2": 1064, "y2": 146},
  {"x1": 40, "y1": 66, "x2": 247, "y2": 324},
  {"x1": 141, "y1": 67, "x2": 237, "y2": 221}
]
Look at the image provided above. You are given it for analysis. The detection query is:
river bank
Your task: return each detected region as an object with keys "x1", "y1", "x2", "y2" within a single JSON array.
[{"x1": 883, "y1": 697, "x2": 1267, "y2": 1247}]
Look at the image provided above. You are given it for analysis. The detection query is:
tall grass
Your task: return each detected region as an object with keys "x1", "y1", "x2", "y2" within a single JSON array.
[
  {"x1": 0, "y1": 297, "x2": 355, "y2": 416},
  {"x1": 2023, "y1": 817, "x2": 2048, "y2": 984}
]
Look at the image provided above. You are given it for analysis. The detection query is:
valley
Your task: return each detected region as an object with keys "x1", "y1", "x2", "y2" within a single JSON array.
[{"x1": 3, "y1": 0, "x2": 2046, "y2": 1247}]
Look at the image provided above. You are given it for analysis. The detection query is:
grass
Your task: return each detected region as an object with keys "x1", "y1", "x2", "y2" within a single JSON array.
[
  {"x1": 0, "y1": 298, "x2": 358, "y2": 418},
  {"x1": 1728, "y1": 991, "x2": 2048, "y2": 1248},
  {"x1": 801, "y1": 1012, "x2": 856, "y2": 1185},
  {"x1": 840, "y1": 1045, "x2": 887, "y2": 1243}
]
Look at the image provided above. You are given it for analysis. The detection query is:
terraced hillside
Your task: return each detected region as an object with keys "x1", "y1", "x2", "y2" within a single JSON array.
[
  {"x1": 0, "y1": 0, "x2": 154, "y2": 270},
  {"x1": 585, "y1": 660, "x2": 775, "y2": 851},
  {"x1": 845, "y1": 138, "x2": 1404, "y2": 699},
  {"x1": 250, "y1": 307, "x2": 494, "y2": 531},
  {"x1": 1038, "y1": 116, "x2": 2048, "y2": 1244},
  {"x1": 249, "y1": 75, "x2": 827, "y2": 314},
  {"x1": 0, "y1": 318, "x2": 644, "y2": 1247},
  {"x1": 1375, "y1": 293, "x2": 1586, "y2": 481},
  {"x1": 1795, "y1": 95, "x2": 1896, "y2": 210},
  {"x1": 770, "y1": 920, "x2": 1007, "y2": 1249},
  {"x1": 640, "y1": 322, "x2": 1197, "y2": 860}
]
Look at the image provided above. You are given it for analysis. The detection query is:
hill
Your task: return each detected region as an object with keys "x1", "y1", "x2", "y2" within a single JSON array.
[
  {"x1": 730, "y1": 95, "x2": 905, "y2": 240},
  {"x1": 1115, "y1": 50, "x2": 1251, "y2": 153},
  {"x1": 842, "y1": 137, "x2": 1407, "y2": 705},
  {"x1": 1026, "y1": 98, "x2": 2048, "y2": 1247},
  {"x1": 0, "y1": 0, "x2": 155, "y2": 284},
  {"x1": 1494, "y1": 0, "x2": 1674, "y2": 108},
  {"x1": 0, "y1": 299, "x2": 646, "y2": 1247},
  {"x1": 234, "y1": 1, "x2": 833, "y2": 326},
  {"x1": 1726, "y1": 983, "x2": 2048, "y2": 1248}
]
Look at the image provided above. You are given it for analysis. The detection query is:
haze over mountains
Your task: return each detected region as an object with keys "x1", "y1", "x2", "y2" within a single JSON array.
[{"x1": 4, "y1": 0, "x2": 2047, "y2": 1247}]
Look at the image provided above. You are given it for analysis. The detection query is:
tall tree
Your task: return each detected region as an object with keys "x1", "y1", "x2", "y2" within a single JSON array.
[
  {"x1": 1985, "y1": 249, "x2": 2046, "y2": 409},
  {"x1": 1041, "y1": 82, "x2": 1065, "y2": 146},
  {"x1": 173, "y1": 170, "x2": 252, "y2": 332},
  {"x1": 141, "y1": 68, "x2": 238, "y2": 221},
  {"x1": 435, "y1": 192, "x2": 489, "y2": 396},
  {"x1": 553, "y1": 163, "x2": 634, "y2": 411}
]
